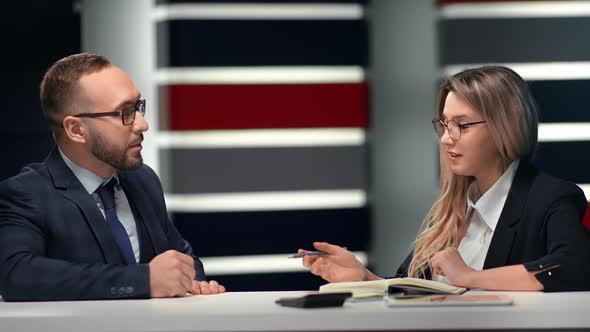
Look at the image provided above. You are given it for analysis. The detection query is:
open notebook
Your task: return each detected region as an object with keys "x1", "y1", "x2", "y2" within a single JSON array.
[{"x1": 319, "y1": 277, "x2": 467, "y2": 299}]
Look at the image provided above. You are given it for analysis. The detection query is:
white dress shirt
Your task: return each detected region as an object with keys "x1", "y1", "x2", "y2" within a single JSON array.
[
  {"x1": 436, "y1": 160, "x2": 519, "y2": 283},
  {"x1": 59, "y1": 149, "x2": 140, "y2": 263}
]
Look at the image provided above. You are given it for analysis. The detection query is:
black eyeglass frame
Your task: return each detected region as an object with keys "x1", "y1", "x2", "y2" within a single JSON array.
[
  {"x1": 72, "y1": 99, "x2": 146, "y2": 126},
  {"x1": 432, "y1": 118, "x2": 486, "y2": 141}
]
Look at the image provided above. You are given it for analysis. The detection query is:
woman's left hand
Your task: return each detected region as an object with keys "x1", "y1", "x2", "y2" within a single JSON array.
[{"x1": 430, "y1": 247, "x2": 476, "y2": 287}]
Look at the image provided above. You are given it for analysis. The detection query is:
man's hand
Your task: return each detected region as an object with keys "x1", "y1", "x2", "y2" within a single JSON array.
[
  {"x1": 191, "y1": 280, "x2": 226, "y2": 295},
  {"x1": 300, "y1": 242, "x2": 378, "y2": 282},
  {"x1": 430, "y1": 247, "x2": 476, "y2": 287},
  {"x1": 149, "y1": 250, "x2": 196, "y2": 298}
]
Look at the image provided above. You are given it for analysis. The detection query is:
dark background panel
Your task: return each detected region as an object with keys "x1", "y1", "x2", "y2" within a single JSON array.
[
  {"x1": 0, "y1": 0, "x2": 80, "y2": 181},
  {"x1": 173, "y1": 207, "x2": 370, "y2": 257},
  {"x1": 157, "y1": 20, "x2": 368, "y2": 67},
  {"x1": 439, "y1": 17, "x2": 590, "y2": 65},
  {"x1": 157, "y1": 0, "x2": 368, "y2": 4},
  {"x1": 210, "y1": 272, "x2": 328, "y2": 292},
  {"x1": 535, "y1": 141, "x2": 590, "y2": 184},
  {"x1": 529, "y1": 80, "x2": 590, "y2": 123}
]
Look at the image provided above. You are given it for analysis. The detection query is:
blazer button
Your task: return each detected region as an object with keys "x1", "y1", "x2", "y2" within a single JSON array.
[
  {"x1": 111, "y1": 287, "x2": 117, "y2": 295},
  {"x1": 539, "y1": 264, "x2": 543, "y2": 269},
  {"x1": 126, "y1": 286, "x2": 134, "y2": 294},
  {"x1": 118, "y1": 287, "x2": 126, "y2": 295}
]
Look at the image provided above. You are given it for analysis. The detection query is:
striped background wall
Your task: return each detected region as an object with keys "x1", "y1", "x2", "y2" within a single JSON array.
[
  {"x1": 154, "y1": 0, "x2": 370, "y2": 290},
  {"x1": 438, "y1": 0, "x2": 590, "y2": 201}
]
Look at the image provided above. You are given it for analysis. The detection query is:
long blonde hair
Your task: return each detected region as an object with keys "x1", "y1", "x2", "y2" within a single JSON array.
[{"x1": 408, "y1": 66, "x2": 539, "y2": 278}]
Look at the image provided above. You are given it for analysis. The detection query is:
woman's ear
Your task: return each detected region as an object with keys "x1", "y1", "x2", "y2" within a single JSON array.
[{"x1": 62, "y1": 116, "x2": 88, "y2": 144}]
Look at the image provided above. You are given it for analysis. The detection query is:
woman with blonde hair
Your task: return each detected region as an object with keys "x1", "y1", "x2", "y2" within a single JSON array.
[{"x1": 301, "y1": 66, "x2": 590, "y2": 291}]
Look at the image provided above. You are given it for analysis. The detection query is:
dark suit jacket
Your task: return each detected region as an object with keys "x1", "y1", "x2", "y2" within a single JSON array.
[
  {"x1": 0, "y1": 148, "x2": 205, "y2": 301},
  {"x1": 395, "y1": 161, "x2": 590, "y2": 292}
]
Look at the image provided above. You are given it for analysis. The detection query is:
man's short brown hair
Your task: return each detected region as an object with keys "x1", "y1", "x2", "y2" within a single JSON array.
[{"x1": 40, "y1": 53, "x2": 111, "y2": 130}]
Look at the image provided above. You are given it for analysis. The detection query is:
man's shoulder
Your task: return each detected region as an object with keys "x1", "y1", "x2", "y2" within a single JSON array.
[
  {"x1": 0, "y1": 162, "x2": 55, "y2": 209},
  {"x1": 0, "y1": 162, "x2": 52, "y2": 192}
]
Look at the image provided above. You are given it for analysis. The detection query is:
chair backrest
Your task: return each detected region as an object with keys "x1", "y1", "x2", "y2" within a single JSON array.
[{"x1": 582, "y1": 203, "x2": 590, "y2": 232}]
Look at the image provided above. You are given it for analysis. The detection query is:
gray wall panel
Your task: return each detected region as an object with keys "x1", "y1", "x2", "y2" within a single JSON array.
[
  {"x1": 160, "y1": 146, "x2": 367, "y2": 193},
  {"x1": 369, "y1": 0, "x2": 438, "y2": 276},
  {"x1": 440, "y1": 17, "x2": 590, "y2": 65}
]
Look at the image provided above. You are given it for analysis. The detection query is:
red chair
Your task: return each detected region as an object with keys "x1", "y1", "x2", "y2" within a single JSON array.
[{"x1": 582, "y1": 203, "x2": 590, "y2": 232}]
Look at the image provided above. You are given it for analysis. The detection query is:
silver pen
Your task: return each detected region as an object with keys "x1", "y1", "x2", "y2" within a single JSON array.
[{"x1": 288, "y1": 250, "x2": 328, "y2": 259}]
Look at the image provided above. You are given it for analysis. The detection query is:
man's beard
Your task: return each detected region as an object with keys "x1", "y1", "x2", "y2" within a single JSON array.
[{"x1": 90, "y1": 131, "x2": 143, "y2": 171}]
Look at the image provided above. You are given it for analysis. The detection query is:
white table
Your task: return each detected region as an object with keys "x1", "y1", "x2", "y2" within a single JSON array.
[{"x1": 1, "y1": 290, "x2": 590, "y2": 331}]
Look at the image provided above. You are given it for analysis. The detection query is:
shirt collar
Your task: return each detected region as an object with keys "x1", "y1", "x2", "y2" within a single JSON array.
[
  {"x1": 58, "y1": 148, "x2": 119, "y2": 195},
  {"x1": 466, "y1": 160, "x2": 519, "y2": 232}
]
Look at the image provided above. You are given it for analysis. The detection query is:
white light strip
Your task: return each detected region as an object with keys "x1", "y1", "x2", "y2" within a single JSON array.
[
  {"x1": 157, "y1": 128, "x2": 365, "y2": 149},
  {"x1": 443, "y1": 62, "x2": 590, "y2": 81},
  {"x1": 155, "y1": 66, "x2": 365, "y2": 85},
  {"x1": 201, "y1": 251, "x2": 368, "y2": 275},
  {"x1": 578, "y1": 184, "x2": 590, "y2": 202},
  {"x1": 165, "y1": 190, "x2": 366, "y2": 212},
  {"x1": 440, "y1": 1, "x2": 590, "y2": 19},
  {"x1": 539, "y1": 123, "x2": 590, "y2": 142},
  {"x1": 153, "y1": 3, "x2": 364, "y2": 21}
]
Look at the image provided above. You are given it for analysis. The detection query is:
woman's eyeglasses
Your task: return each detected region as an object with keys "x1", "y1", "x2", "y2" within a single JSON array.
[{"x1": 432, "y1": 118, "x2": 486, "y2": 141}]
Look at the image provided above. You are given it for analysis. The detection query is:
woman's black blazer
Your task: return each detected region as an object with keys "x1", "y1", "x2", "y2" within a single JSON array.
[{"x1": 395, "y1": 160, "x2": 590, "y2": 292}]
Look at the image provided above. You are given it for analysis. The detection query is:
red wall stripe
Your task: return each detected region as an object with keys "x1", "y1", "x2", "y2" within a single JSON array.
[
  {"x1": 160, "y1": 83, "x2": 368, "y2": 130},
  {"x1": 583, "y1": 203, "x2": 590, "y2": 232}
]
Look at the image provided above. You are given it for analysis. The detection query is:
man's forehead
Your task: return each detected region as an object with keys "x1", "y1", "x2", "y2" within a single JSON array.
[{"x1": 78, "y1": 66, "x2": 139, "y2": 105}]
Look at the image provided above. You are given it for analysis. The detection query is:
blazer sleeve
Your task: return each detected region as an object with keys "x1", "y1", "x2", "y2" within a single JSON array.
[
  {"x1": 145, "y1": 166, "x2": 207, "y2": 281},
  {"x1": 393, "y1": 252, "x2": 413, "y2": 278},
  {"x1": 522, "y1": 185, "x2": 590, "y2": 292},
  {"x1": 0, "y1": 178, "x2": 150, "y2": 301},
  {"x1": 392, "y1": 252, "x2": 433, "y2": 280}
]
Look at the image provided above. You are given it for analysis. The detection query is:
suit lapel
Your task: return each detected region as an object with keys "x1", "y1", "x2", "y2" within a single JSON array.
[
  {"x1": 46, "y1": 148, "x2": 126, "y2": 264},
  {"x1": 483, "y1": 161, "x2": 536, "y2": 269},
  {"x1": 119, "y1": 172, "x2": 167, "y2": 255}
]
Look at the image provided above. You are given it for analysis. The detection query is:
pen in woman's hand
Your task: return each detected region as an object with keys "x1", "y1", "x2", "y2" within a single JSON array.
[
  {"x1": 288, "y1": 247, "x2": 347, "y2": 259},
  {"x1": 288, "y1": 251, "x2": 327, "y2": 259}
]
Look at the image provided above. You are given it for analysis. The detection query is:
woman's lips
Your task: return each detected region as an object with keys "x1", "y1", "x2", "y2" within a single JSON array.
[{"x1": 448, "y1": 151, "x2": 462, "y2": 160}]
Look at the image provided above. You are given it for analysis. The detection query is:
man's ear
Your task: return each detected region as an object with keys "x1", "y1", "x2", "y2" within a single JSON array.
[{"x1": 62, "y1": 116, "x2": 88, "y2": 144}]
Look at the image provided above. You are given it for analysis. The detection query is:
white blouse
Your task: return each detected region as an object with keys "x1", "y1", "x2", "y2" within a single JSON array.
[{"x1": 435, "y1": 160, "x2": 519, "y2": 283}]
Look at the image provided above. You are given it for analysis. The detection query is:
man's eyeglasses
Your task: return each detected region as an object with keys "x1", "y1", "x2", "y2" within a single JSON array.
[
  {"x1": 73, "y1": 99, "x2": 146, "y2": 126},
  {"x1": 432, "y1": 118, "x2": 486, "y2": 141}
]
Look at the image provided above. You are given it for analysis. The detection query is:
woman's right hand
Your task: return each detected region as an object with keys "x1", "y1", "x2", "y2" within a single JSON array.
[{"x1": 298, "y1": 242, "x2": 380, "y2": 282}]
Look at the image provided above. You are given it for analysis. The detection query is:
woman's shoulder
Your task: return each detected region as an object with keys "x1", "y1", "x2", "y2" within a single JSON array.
[{"x1": 518, "y1": 161, "x2": 585, "y2": 206}]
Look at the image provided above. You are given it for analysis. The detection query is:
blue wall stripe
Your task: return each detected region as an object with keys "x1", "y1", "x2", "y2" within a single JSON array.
[
  {"x1": 439, "y1": 17, "x2": 590, "y2": 65},
  {"x1": 173, "y1": 207, "x2": 370, "y2": 257},
  {"x1": 530, "y1": 80, "x2": 590, "y2": 123},
  {"x1": 535, "y1": 141, "x2": 590, "y2": 183},
  {"x1": 157, "y1": 20, "x2": 368, "y2": 67},
  {"x1": 435, "y1": 79, "x2": 590, "y2": 123}
]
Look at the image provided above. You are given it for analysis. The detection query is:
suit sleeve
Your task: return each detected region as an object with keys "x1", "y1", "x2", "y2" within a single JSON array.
[
  {"x1": 146, "y1": 167, "x2": 207, "y2": 281},
  {"x1": 0, "y1": 178, "x2": 150, "y2": 301},
  {"x1": 522, "y1": 186, "x2": 590, "y2": 292}
]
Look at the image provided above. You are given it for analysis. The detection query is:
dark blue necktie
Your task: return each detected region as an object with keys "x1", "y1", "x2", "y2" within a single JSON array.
[{"x1": 96, "y1": 179, "x2": 136, "y2": 264}]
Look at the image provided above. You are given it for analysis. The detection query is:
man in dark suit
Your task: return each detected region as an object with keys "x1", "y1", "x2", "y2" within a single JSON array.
[{"x1": 0, "y1": 53, "x2": 225, "y2": 301}]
